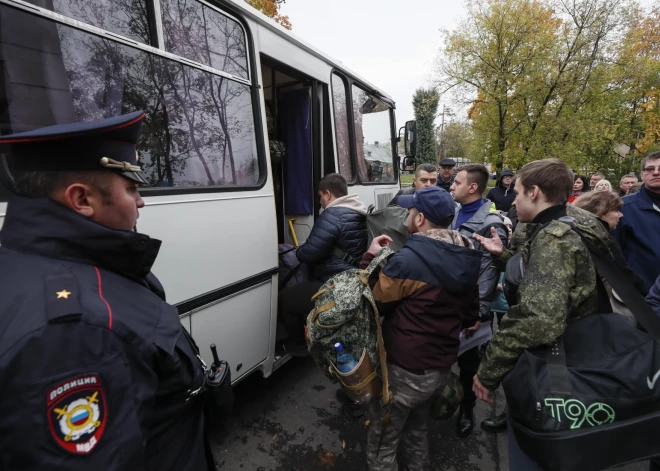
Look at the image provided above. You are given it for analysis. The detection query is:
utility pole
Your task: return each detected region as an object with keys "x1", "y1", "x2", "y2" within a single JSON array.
[{"x1": 437, "y1": 105, "x2": 454, "y2": 160}]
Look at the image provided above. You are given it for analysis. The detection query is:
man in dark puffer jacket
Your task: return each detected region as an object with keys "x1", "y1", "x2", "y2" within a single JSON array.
[{"x1": 280, "y1": 173, "x2": 368, "y2": 354}]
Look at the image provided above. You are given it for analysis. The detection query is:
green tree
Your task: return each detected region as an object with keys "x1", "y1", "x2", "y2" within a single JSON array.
[
  {"x1": 412, "y1": 88, "x2": 440, "y2": 164},
  {"x1": 437, "y1": 0, "x2": 636, "y2": 173},
  {"x1": 439, "y1": 121, "x2": 473, "y2": 159}
]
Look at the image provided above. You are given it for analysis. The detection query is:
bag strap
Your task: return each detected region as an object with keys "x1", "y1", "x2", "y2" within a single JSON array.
[
  {"x1": 578, "y1": 235, "x2": 660, "y2": 340},
  {"x1": 332, "y1": 246, "x2": 358, "y2": 266}
]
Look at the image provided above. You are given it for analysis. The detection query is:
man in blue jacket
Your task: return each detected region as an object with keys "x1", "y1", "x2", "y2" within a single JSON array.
[
  {"x1": 279, "y1": 173, "x2": 368, "y2": 354},
  {"x1": 614, "y1": 152, "x2": 660, "y2": 290}
]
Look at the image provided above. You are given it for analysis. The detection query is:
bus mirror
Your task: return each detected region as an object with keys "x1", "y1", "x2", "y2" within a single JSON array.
[
  {"x1": 401, "y1": 156, "x2": 416, "y2": 173},
  {"x1": 404, "y1": 121, "x2": 416, "y2": 158}
]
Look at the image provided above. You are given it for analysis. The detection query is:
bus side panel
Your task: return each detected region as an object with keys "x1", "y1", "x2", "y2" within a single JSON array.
[
  {"x1": 188, "y1": 281, "x2": 272, "y2": 383},
  {"x1": 140, "y1": 194, "x2": 278, "y2": 304}
]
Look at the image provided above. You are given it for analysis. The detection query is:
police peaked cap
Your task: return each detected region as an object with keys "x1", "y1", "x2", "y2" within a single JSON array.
[{"x1": 0, "y1": 111, "x2": 147, "y2": 184}]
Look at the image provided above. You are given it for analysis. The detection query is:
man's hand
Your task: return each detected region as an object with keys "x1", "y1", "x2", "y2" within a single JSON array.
[
  {"x1": 367, "y1": 235, "x2": 392, "y2": 256},
  {"x1": 462, "y1": 320, "x2": 481, "y2": 338},
  {"x1": 472, "y1": 227, "x2": 504, "y2": 256},
  {"x1": 473, "y1": 374, "x2": 494, "y2": 404}
]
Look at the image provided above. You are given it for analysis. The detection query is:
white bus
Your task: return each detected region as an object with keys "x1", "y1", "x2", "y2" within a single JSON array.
[{"x1": 0, "y1": 0, "x2": 408, "y2": 383}]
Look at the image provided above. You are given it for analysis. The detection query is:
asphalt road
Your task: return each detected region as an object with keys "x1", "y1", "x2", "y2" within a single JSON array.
[{"x1": 207, "y1": 356, "x2": 649, "y2": 471}]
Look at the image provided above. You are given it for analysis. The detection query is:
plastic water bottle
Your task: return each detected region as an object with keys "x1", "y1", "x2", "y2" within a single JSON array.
[{"x1": 334, "y1": 342, "x2": 358, "y2": 373}]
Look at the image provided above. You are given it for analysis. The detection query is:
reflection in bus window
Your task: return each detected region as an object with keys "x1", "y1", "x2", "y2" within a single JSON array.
[
  {"x1": 0, "y1": 5, "x2": 259, "y2": 188},
  {"x1": 331, "y1": 73, "x2": 353, "y2": 182},
  {"x1": 161, "y1": 0, "x2": 249, "y2": 79},
  {"x1": 24, "y1": 0, "x2": 151, "y2": 43},
  {"x1": 351, "y1": 85, "x2": 395, "y2": 183}
]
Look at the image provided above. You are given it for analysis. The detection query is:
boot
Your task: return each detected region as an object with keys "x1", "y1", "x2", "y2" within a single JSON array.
[
  {"x1": 481, "y1": 410, "x2": 508, "y2": 433},
  {"x1": 456, "y1": 405, "x2": 474, "y2": 438}
]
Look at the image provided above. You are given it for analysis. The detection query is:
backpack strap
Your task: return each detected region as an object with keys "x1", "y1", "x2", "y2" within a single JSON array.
[{"x1": 332, "y1": 246, "x2": 358, "y2": 265}]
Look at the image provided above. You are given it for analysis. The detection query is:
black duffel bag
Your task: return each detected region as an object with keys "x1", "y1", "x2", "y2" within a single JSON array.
[{"x1": 502, "y1": 221, "x2": 660, "y2": 471}]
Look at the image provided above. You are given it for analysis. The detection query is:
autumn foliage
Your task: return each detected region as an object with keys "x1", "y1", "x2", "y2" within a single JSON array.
[
  {"x1": 245, "y1": 0, "x2": 292, "y2": 30},
  {"x1": 437, "y1": 0, "x2": 660, "y2": 175}
]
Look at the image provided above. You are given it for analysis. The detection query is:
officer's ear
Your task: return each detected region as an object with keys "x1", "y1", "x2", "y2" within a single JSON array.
[{"x1": 56, "y1": 183, "x2": 98, "y2": 219}]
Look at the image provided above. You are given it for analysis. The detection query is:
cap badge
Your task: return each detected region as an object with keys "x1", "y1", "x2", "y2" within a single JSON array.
[{"x1": 100, "y1": 157, "x2": 141, "y2": 172}]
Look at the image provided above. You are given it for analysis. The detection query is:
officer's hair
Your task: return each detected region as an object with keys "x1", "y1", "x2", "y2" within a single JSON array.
[
  {"x1": 318, "y1": 173, "x2": 348, "y2": 198},
  {"x1": 592, "y1": 172, "x2": 605, "y2": 179},
  {"x1": 458, "y1": 164, "x2": 489, "y2": 194},
  {"x1": 11, "y1": 170, "x2": 114, "y2": 204},
  {"x1": 641, "y1": 151, "x2": 660, "y2": 171},
  {"x1": 410, "y1": 207, "x2": 453, "y2": 229},
  {"x1": 573, "y1": 191, "x2": 623, "y2": 218},
  {"x1": 415, "y1": 164, "x2": 437, "y2": 177},
  {"x1": 517, "y1": 159, "x2": 573, "y2": 204}
]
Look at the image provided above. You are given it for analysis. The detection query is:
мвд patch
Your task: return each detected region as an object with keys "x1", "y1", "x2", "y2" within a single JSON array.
[{"x1": 46, "y1": 374, "x2": 107, "y2": 454}]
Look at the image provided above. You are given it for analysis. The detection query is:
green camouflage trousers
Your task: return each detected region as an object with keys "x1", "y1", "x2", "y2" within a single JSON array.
[{"x1": 366, "y1": 363, "x2": 450, "y2": 471}]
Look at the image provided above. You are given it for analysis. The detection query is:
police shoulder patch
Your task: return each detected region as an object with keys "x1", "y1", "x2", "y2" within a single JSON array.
[{"x1": 47, "y1": 374, "x2": 107, "y2": 454}]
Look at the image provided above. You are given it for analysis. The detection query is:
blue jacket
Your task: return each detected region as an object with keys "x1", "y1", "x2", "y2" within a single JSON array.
[
  {"x1": 296, "y1": 203, "x2": 368, "y2": 283},
  {"x1": 0, "y1": 196, "x2": 208, "y2": 471},
  {"x1": 613, "y1": 186, "x2": 660, "y2": 290}
]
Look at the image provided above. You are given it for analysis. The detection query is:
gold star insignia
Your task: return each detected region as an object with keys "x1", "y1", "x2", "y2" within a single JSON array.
[{"x1": 56, "y1": 290, "x2": 72, "y2": 299}]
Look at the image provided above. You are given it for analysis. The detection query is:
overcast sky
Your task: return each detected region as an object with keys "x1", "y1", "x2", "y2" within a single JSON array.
[{"x1": 280, "y1": 0, "x2": 655, "y2": 130}]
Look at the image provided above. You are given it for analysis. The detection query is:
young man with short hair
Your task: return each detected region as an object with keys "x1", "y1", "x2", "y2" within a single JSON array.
[
  {"x1": 472, "y1": 158, "x2": 613, "y2": 469},
  {"x1": 614, "y1": 152, "x2": 660, "y2": 291},
  {"x1": 389, "y1": 163, "x2": 438, "y2": 206},
  {"x1": 363, "y1": 186, "x2": 481, "y2": 471},
  {"x1": 450, "y1": 164, "x2": 509, "y2": 437},
  {"x1": 280, "y1": 173, "x2": 368, "y2": 354}
]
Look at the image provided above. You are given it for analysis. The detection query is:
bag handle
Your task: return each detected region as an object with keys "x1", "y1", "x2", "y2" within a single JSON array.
[{"x1": 363, "y1": 247, "x2": 395, "y2": 276}]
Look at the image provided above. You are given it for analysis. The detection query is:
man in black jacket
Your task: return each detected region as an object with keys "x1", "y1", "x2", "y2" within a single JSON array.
[
  {"x1": 280, "y1": 173, "x2": 368, "y2": 354},
  {"x1": 0, "y1": 112, "x2": 211, "y2": 470},
  {"x1": 487, "y1": 170, "x2": 515, "y2": 212}
]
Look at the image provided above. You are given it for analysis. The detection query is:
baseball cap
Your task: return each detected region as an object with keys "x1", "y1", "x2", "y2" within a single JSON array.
[{"x1": 398, "y1": 186, "x2": 456, "y2": 226}]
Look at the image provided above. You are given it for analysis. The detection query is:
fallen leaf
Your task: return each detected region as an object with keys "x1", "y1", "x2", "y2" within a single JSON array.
[
  {"x1": 365, "y1": 420, "x2": 371, "y2": 427},
  {"x1": 342, "y1": 440, "x2": 346, "y2": 449}
]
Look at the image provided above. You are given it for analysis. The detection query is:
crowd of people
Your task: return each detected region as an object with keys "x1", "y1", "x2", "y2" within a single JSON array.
[
  {"x1": 280, "y1": 153, "x2": 660, "y2": 470},
  {"x1": 1, "y1": 108, "x2": 659, "y2": 470}
]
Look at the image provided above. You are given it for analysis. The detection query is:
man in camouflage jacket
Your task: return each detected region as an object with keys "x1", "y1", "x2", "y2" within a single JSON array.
[{"x1": 472, "y1": 159, "x2": 613, "y2": 469}]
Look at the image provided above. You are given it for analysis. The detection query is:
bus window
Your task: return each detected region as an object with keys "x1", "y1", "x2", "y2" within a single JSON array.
[
  {"x1": 160, "y1": 0, "x2": 249, "y2": 80},
  {"x1": 23, "y1": 0, "x2": 151, "y2": 44},
  {"x1": 0, "y1": 5, "x2": 260, "y2": 189},
  {"x1": 351, "y1": 85, "x2": 395, "y2": 184},
  {"x1": 331, "y1": 73, "x2": 353, "y2": 182}
]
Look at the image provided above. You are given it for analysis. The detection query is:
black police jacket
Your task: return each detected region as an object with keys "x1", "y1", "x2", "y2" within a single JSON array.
[{"x1": 0, "y1": 196, "x2": 209, "y2": 470}]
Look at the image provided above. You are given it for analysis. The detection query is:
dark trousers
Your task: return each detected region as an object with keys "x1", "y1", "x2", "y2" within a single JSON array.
[
  {"x1": 457, "y1": 346, "x2": 481, "y2": 409},
  {"x1": 279, "y1": 280, "x2": 322, "y2": 343},
  {"x1": 651, "y1": 458, "x2": 660, "y2": 470}
]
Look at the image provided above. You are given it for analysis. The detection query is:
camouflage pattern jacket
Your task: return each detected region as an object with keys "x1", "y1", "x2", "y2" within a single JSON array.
[
  {"x1": 360, "y1": 229, "x2": 482, "y2": 370},
  {"x1": 478, "y1": 204, "x2": 613, "y2": 391}
]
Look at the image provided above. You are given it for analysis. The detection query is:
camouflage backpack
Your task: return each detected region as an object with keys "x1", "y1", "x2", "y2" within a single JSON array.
[{"x1": 305, "y1": 247, "x2": 394, "y2": 401}]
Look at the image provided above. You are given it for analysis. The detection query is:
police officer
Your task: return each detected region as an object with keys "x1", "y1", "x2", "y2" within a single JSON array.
[{"x1": 0, "y1": 112, "x2": 212, "y2": 470}]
